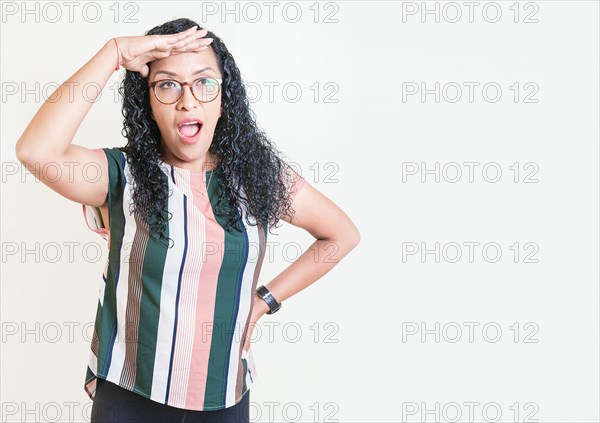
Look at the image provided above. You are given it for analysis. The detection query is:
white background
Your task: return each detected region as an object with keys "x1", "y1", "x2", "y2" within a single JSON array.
[{"x1": 1, "y1": 1, "x2": 598, "y2": 422}]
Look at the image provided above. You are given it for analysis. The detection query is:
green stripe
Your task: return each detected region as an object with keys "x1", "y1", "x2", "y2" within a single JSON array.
[
  {"x1": 134, "y1": 169, "x2": 169, "y2": 395},
  {"x1": 204, "y1": 169, "x2": 248, "y2": 408},
  {"x1": 98, "y1": 148, "x2": 126, "y2": 375},
  {"x1": 95, "y1": 206, "x2": 105, "y2": 228},
  {"x1": 241, "y1": 357, "x2": 248, "y2": 392}
]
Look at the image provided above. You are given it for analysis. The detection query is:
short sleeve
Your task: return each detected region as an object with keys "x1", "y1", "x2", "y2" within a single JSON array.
[
  {"x1": 83, "y1": 205, "x2": 109, "y2": 239},
  {"x1": 81, "y1": 148, "x2": 110, "y2": 241},
  {"x1": 82, "y1": 147, "x2": 127, "y2": 248}
]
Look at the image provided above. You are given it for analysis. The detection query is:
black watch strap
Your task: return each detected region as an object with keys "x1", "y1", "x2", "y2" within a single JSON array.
[{"x1": 256, "y1": 285, "x2": 281, "y2": 314}]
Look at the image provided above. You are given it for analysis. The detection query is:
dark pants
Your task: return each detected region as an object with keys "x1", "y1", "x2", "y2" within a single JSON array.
[{"x1": 91, "y1": 378, "x2": 250, "y2": 423}]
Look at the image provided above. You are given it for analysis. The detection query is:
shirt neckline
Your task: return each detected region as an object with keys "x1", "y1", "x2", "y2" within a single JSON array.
[{"x1": 159, "y1": 159, "x2": 219, "y2": 175}]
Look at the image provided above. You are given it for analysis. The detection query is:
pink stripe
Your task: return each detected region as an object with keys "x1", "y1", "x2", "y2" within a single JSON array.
[
  {"x1": 185, "y1": 172, "x2": 224, "y2": 408},
  {"x1": 169, "y1": 169, "x2": 202, "y2": 405}
]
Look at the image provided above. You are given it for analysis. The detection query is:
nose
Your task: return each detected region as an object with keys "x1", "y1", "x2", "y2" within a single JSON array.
[{"x1": 176, "y1": 83, "x2": 199, "y2": 110}]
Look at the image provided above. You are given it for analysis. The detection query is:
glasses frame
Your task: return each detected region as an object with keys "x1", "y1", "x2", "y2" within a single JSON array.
[{"x1": 149, "y1": 77, "x2": 223, "y2": 104}]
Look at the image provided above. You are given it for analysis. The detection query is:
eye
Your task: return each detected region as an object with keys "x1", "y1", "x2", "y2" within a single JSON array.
[{"x1": 157, "y1": 80, "x2": 177, "y2": 89}]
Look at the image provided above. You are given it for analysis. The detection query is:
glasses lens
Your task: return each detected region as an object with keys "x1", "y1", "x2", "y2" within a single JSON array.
[
  {"x1": 193, "y1": 78, "x2": 220, "y2": 102},
  {"x1": 155, "y1": 80, "x2": 182, "y2": 104}
]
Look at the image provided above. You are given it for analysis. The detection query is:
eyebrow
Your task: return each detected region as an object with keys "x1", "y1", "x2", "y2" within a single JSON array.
[{"x1": 153, "y1": 67, "x2": 216, "y2": 79}]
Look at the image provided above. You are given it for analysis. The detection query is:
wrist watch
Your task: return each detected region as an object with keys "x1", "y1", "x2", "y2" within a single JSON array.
[{"x1": 255, "y1": 285, "x2": 281, "y2": 314}]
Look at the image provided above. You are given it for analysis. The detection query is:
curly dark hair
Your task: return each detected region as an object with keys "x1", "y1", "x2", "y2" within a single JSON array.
[{"x1": 117, "y1": 18, "x2": 300, "y2": 248}]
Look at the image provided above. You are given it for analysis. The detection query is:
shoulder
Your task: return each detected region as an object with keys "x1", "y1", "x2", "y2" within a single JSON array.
[
  {"x1": 92, "y1": 147, "x2": 126, "y2": 169},
  {"x1": 105, "y1": 147, "x2": 126, "y2": 163},
  {"x1": 97, "y1": 147, "x2": 129, "y2": 189}
]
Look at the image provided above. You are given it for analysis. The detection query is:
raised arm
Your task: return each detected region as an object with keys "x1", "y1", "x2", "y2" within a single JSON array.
[
  {"x1": 15, "y1": 27, "x2": 213, "y2": 208},
  {"x1": 14, "y1": 39, "x2": 120, "y2": 207}
]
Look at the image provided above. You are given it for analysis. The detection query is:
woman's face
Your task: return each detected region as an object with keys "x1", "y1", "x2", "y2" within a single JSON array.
[{"x1": 148, "y1": 47, "x2": 222, "y2": 171}]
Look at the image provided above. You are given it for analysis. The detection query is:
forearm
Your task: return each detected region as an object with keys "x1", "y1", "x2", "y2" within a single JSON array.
[
  {"x1": 253, "y1": 235, "x2": 360, "y2": 315},
  {"x1": 15, "y1": 39, "x2": 120, "y2": 160}
]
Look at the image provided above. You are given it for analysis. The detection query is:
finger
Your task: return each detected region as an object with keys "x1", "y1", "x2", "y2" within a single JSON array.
[
  {"x1": 158, "y1": 26, "x2": 206, "y2": 48},
  {"x1": 173, "y1": 30, "x2": 210, "y2": 48},
  {"x1": 172, "y1": 38, "x2": 213, "y2": 52},
  {"x1": 168, "y1": 46, "x2": 210, "y2": 57},
  {"x1": 151, "y1": 49, "x2": 172, "y2": 60},
  {"x1": 151, "y1": 33, "x2": 179, "y2": 51},
  {"x1": 171, "y1": 33, "x2": 197, "y2": 50},
  {"x1": 172, "y1": 42, "x2": 211, "y2": 53},
  {"x1": 172, "y1": 26, "x2": 198, "y2": 39},
  {"x1": 168, "y1": 47, "x2": 206, "y2": 56},
  {"x1": 139, "y1": 64, "x2": 149, "y2": 79},
  {"x1": 167, "y1": 26, "x2": 207, "y2": 43},
  {"x1": 171, "y1": 38, "x2": 200, "y2": 51}
]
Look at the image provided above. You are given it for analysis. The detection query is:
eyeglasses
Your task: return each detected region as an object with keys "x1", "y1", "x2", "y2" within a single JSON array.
[{"x1": 149, "y1": 77, "x2": 223, "y2": 104}]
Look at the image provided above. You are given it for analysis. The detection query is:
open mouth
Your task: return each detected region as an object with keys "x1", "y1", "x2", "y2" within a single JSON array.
[{"x1": 178, "y1": 122, "x2": 203, "y2": 138}]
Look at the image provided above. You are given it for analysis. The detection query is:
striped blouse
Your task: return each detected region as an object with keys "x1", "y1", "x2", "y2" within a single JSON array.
[{"x1": 81, "y1": 147, "x2": 305, "y2": 411}]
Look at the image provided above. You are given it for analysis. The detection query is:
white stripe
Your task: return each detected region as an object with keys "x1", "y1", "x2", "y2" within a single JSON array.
[
  {"x1": 88, "y1": 348, "x2": 98, "y2": 375},
  {"x1": 225, "y1": 203, "x2": 260, "y2": 406},
  {"x1": 106, "y1": 154, "x2": 133, "y2": 384},
  {"x1": 82, "y1": 204, "x2": 109, "y2": 242},
  {"x1": 98, "y1": 275, "x2": 105, "y2": 308},
  {"x1": 151, "y1": 165, "x2": 187, "y2": 404}
]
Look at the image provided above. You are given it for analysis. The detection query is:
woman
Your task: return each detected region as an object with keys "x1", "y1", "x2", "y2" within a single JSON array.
[{"x1": 15, "y1": 18, "x2": 360, "y2": 423}]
